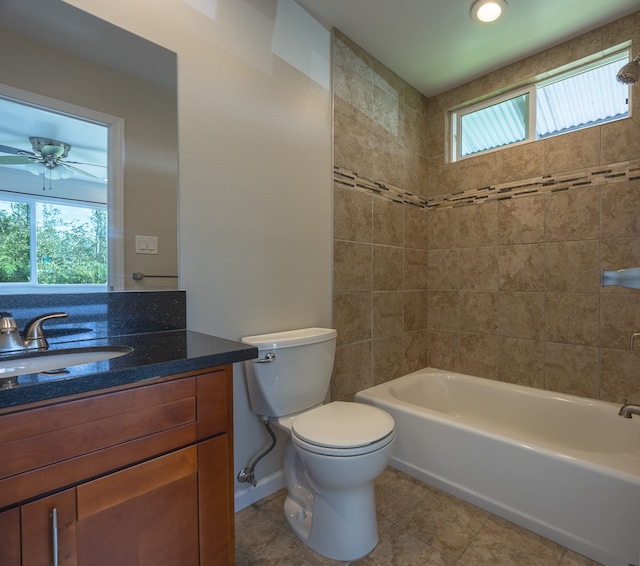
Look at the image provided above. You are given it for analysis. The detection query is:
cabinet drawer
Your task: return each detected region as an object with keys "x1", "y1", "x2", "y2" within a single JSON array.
[{"x1": 0, "y1": 379, "x2": 197, "y2": 480}]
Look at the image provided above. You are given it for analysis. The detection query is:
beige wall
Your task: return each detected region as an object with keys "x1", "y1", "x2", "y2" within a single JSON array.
[{"x1": 334, "y1": 11, "x2": 640, "y2": 404}]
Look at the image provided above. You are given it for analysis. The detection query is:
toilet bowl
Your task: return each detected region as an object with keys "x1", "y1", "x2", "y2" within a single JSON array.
[
  {"x1": 241, "y1": 328, "x2": 395, "y2": 561},
  {"x1": 278, "y1": 402, "x2": 395, "y2": 560}
]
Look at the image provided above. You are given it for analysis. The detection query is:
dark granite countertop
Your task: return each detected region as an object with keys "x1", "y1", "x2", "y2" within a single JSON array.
[{"x1": 0, "y1": 330, "x2": 257, "y2": 410}]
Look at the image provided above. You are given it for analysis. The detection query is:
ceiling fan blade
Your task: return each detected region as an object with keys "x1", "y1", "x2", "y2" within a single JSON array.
[
  {"x1": 0, "y1": 144, "x2": 36, "y2": 157},
  {"x1": 62, "y1": 164, "x2": 101, "y2": 179},
  {"x1": 0, "y1": 156, "x2": 34, "y2": 164},
  {"x1": 63, "y1": 160, "x2": 107, "y2": 168}
]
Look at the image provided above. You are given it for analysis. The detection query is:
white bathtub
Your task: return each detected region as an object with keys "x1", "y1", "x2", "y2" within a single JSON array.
[{"x1": 355, "y1": 368, "x2": 640, "y2": 566}]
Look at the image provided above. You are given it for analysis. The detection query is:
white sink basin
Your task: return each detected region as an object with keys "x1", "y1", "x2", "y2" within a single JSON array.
[{"x1": 0, "y1": 346, "x2": 133, "y2": 379}]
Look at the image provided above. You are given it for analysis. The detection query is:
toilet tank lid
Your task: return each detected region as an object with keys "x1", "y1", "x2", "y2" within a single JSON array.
[{"x1": 241, "y1": 327, "x2": 337, "y2": 349}]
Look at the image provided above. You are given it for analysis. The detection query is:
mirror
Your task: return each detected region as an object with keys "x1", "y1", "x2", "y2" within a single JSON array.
[{"x1": 0, "y1": 0, "x2": 178, "y2": 292}]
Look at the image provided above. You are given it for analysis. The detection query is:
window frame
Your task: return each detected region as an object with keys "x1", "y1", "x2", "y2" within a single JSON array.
[{"x1": 450, "y1": 48, "x2": 632, "y2": 162}]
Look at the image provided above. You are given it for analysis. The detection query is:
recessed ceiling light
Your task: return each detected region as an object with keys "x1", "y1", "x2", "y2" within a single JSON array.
[{"x1": 471, "y1": 0, "x2": 507, "y2": 23}]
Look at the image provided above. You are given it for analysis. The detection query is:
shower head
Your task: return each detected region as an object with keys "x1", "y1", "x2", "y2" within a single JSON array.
[{"x1": 616, "y1": 54, "x2": 640, "y2": 85}]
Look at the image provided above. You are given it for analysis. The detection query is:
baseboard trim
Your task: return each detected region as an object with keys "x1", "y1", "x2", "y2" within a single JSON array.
[{"x1": 234, "y1": 469, "x2": 286, "y2": 512}]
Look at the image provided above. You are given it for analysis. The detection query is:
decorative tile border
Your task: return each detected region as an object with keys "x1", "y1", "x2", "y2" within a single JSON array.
[{"x1": 334, "y1": 158, "x2": 640, "y2": 210}]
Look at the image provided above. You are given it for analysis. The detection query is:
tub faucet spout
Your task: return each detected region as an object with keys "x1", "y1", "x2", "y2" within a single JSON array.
[{"x1": 618, "y1": 399, "x2": 640, "y2": 418}]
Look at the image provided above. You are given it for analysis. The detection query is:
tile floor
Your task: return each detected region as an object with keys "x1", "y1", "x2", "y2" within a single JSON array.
[{"x1": 235, "y1": 467, "x2": 602, "y2": 566}]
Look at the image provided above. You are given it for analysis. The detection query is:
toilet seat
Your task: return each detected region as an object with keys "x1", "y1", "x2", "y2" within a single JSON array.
[{"x1": 291, "y1": 401, "x2": 395, "y2": 456}]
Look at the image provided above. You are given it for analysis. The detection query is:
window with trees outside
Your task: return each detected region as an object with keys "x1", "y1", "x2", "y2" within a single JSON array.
[
  {"x1": 450, "y1": 49, "x2": 632, "y2": 161},
  {"x1": 0, "y1": 196, "x2": 107, "y2": 290}
]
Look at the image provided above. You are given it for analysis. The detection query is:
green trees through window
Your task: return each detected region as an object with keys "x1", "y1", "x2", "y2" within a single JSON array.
[{"x1": 0, "y1": 200, "x2": 107, "y2": 286}]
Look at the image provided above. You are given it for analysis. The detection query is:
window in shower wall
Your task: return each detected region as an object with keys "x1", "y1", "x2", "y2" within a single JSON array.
[{"x1": 451, "y1": 49, "x2": 631, "y2": 161}]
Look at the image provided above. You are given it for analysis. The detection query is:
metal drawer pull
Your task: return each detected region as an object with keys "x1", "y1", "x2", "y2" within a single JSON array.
[
  {"x1": 254, "y1": 353, "x2": 275, "y2": 363},
  {"x1": 51, "y1": 507, "x2": 59, "y2": 566}
]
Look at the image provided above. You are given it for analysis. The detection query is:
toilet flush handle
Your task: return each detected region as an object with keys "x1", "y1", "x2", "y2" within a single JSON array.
[{"x1": 254, "y1": 352, "x2": 276, "y2": 363}]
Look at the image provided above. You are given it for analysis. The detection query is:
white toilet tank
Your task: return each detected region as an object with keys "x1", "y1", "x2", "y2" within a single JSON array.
[{"x1": 241, "y1": 328, "x2": 337, "y2": 417}]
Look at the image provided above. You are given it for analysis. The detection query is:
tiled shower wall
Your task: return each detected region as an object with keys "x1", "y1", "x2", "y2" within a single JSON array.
[
  {"x1": 332, "y1": 31, "x2": 429, "y2": 401},
  {"x1": 332, "y1": 11, "x2": 640, "y2": 404}
]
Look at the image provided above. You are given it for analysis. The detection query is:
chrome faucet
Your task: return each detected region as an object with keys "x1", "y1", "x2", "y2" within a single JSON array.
[
  {"x1": 0, "y1": 311, "x2": 68, "y2": 354},
  {"x1": 618, "y1": 399, "x2": 640, "y2": 419}
]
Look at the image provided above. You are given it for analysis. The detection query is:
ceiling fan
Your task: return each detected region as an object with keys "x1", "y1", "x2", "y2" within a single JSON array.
[{"x1": 0, "y1": 137, "x2": 105, "y2": 180}]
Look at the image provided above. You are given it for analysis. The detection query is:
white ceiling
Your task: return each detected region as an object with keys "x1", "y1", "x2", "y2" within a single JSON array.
[{"x1": 294, "y1": 0, "x2": 640, "y2": 97}]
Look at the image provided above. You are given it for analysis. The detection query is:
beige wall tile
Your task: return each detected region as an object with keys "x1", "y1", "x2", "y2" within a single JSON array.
[
  {"x1": 372, "y1": 132, "x2": 405, "y2": 188},
  {"x1": 459, "y1": 333, "x2": 498, "y2": 379},
  {"x1": 404, "y1": 290, "x2": 428, "y2": 332},
  {"x1": 498, "y1": 194, "x2": 545, "y2": 244},
  {"x1": 428, "y1": 290, "x2": 459, "y2": 331},
  {"x1": 428, "y1": 249, "x2": 459, "y2": 290},
  {"x1": 600, "y1": 348, "x2": 640, "y2": 403},
  {"x1": 331, "y1": 340, "x2": 373, "y2": 399},
  {"x1": 601, "y1": 179, "x2": 640, "y2": 239},
  {"x1": 372, "y1": 58, "x2": 406, "y2": 99},
  {"x1": 497, "y1": 337, "x2": 544, "y2": 388},
  {"x1": 373, "y1": 291, "x2": 404, "y2": 338},
  {"x1": 427, "y1": 330, "x2": 459, "y2": 370},
  {"x1": 404, "y1": 104, "x2": 428, "y2": 156},
  {"x1": 459, "y1": 201, "x2": 498, "y2": 248},
  {"x1": 404, "y1": 151, "x2": 429, "y2": 198},
  {"x1": 544, "y1": 342, "x2": 599, "y2": 398},
  {"x1": 333, "y1": 30, "x2": 374, "y2": 80},
  {"x1": 334, "y1": 240, "x2": 372, "y2": 293},
  {"x1": 460, "y1": 247, "x2": 499, "y2": 291},
  {"x1": 428, "y1": 206, "x2": 459, "y2": 249},
  {"x1": 404, "y1": 248, "x2": 429, "y2": 290},
  {"x1": 403, "y1": 330, "x2": 428, "y2": 374},
  {"x1": 499, "y1": 244, "x2": 545, "y2": 292},
  {"x1": 497, "y1": 292, "x2": 545, "y2": 340},
  {"x1": 333, "y1": 186, "x2": 372, "y2": 243},
  {"x1": 373, "y1": 334, "x2": 405, "y2": 384},
  {"x1": 601, "y1": 118, "x2": 640, "y2": 164},
  {"x1": 600, "y1": 294, "x2": 640, "y2": 349},
  {"x1": 373, "y1": 245, "x2": 404, "y2": 291},
  {"x1": 544, "y1": 187, "x2": 600, "y2": 242},
  {"x1": 404, "y1": 205, "x2": 429, "y2": 250},
  {"x1": 373, "y1": 84, "x2": 404, "y2": 141},
  {"x1": 544, "y1": 240, "x2": 600, "y2": 293},
  {"x1": 373, "y1": 196, "x2": 404, "y2": 246},
  {"x1": 459, "y1": 153, "x2": 499, "y2": 192},
  {"x1": 427, "y1": 155, "x2": 460, "y2": 196},
  {"x1": 333, "y1": 112, "x2": 375, "y2": 175},
  {"x1": 498, "y1": 142, "x2": 545, "y2": 183},
  {"x1": 544, "y1": 293, "x2": 599, "y2": 346},
  {"x1": 333, "y1": 292, "x2": 371, "y2": 346},
  {"x1": 333, "y1": 60, "x2": 373, "y2": 126},
  {"x1": 460, "y1": 291, "x2": 498, "y2": 335},
  {"x1": 544, "y1": 127, "x2": 601, "y2": 174}
]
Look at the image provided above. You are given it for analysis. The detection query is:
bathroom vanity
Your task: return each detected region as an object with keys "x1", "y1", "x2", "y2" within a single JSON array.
[{"x1": 0, "y1": 292, "x2": 257, "y2": 566}]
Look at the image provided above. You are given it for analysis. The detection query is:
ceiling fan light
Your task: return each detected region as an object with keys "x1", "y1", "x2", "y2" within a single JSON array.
[
  {"x1": 25, "y1": 162, "x2": 43, "y2": 176},
  {"x1": 471, "y1": 0, "x2": 507, "y2": 23}
]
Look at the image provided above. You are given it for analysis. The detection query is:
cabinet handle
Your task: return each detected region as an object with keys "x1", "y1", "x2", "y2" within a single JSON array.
[{"x1": 50, "y1": 507, "x2": 59, "y2": 566}]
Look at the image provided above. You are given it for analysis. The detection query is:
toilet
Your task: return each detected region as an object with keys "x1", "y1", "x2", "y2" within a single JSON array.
[{"x1": 241, "y1": 327, "x2": 395, "y2": 561}]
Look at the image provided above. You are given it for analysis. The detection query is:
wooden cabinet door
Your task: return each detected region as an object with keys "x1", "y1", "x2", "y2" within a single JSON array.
[
  {"x1": 21, "y1": 488, "x2": 78, "y2": 566},
  {"x1": 198, "y1": 435, "x2": 233, "y2": 565},
  {"x1": 0, "y1": 507, "x2": 20, "y2": 566},
  {"x1": 76, "y1": 446, "x2": 200, "y2": 566}
]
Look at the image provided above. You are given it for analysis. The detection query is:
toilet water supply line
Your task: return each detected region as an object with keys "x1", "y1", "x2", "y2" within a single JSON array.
[{"x1": 237, "y1": 415, "x2": 277, "y2": 487}]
